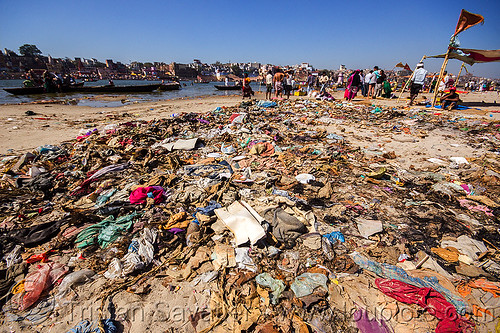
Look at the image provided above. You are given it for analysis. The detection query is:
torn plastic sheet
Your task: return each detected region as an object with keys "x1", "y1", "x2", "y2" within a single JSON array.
[
  {"x1": 214, "y1": 201, "x2": 266, "y2": 246},
  {"x1": 191, "y1": 271, "x2": 219, "y2": 286},
  {"x1": 235, "y1": 247, "x2": 257, "y2": 272},
  {"x1": 295, "y1": 173, "x2": 315, "y2": 184},
  {"x1": 356, "y1": 218, "x2": 383, "y2": 238},
  {"x1": 153, "y1": 138, "x2": 200, "y2": 151},
  {"x1": 104, "y1": 228, "x2": 157, "y2": 279},
  {"x1": 255, "y1": 272, "x2": 285, "y2": 304},
  {"x1": 290, "y1": 273, "x2": 328, "y2": 298},
  {"x1": 441, "y1": 235, "x2": 487, "y2": 261}
]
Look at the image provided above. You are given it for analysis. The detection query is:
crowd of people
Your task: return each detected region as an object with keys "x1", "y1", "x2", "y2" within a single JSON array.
[
  {"x1": 254, "y1": 64, "x2": 498, "y2": 110},
  {"x1": 465, "y1": 79, "x2": 496, "y2": 92},
  {"x1": 264, "y1": 69, "x2": 296, "y2": 100},
  {"x1": 256, "y1": 63, "x2": 495, "y2": 105},
  {"x1": 344, "y1": 66, "x2": 394, "y2": 101}
]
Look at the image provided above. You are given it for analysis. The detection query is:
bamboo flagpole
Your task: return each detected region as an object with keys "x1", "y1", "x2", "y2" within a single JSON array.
[
  {"x1": 454, "y1": 63, "x2": 466, "y2": 87},
  {"x1": 431, "y1": 50, "x2": 451, "y2": 107},
  {"x1": 397, "y1": 55, "x2": 426, "y2": 104}
]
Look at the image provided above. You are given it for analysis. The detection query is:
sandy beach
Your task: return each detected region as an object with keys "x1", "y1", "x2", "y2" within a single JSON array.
[
  {"x1": 1, "y1": 90, "x2": 500, "y2": 333},
  {"x1": 1, "y1": 90, "x2": 499, "y2": 159},
  {"x1": 3, "y1": 2, "x2": 500, "y2": 332}
]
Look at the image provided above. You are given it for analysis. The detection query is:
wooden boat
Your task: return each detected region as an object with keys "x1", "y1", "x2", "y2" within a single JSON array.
[
  {"x1": 158, "y1": 82, "x2": 181, "y2": 91},
  {"x1": 3, "y1": 82, "x2": 84, "y2": 95},
  {"x1": 73, "y1": 83, "x2": 161, "y2": 93},
  {"x1": 4, "y1": 83, "x2": 161, "y2": 95},
  {"x1": 214, "y1": 84, "x2": 241, "y2": 91}
]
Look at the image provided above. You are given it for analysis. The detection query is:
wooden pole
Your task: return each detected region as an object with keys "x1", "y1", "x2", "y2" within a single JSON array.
[
  {"x1": 454, "y1": 63, "x2": 465, "y2": 88},
  {"x1": 431, "y1": 50, "x2": 450, "y2": 107},
  {"x1": 397, "y1": 55, "x2": 426, "y2": 104}
]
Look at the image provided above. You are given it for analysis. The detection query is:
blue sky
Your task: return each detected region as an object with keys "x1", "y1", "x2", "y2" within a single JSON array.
[{"x1": 1, "y1": 0, "x2": 499, "y2": 78}]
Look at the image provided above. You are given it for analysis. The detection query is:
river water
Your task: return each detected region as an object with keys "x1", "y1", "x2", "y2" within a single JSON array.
[{"x1": 0, "y1": 80, "x2": 263, "y2": 107}]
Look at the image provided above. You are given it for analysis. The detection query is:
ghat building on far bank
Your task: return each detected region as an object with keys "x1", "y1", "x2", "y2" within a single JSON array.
[{"x1": 0, "y1": 48, "x2": 263, "y2": 81}]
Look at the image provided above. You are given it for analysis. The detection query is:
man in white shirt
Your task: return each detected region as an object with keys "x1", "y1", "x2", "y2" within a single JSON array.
[
  {"x1": 364, "y1": 70, "x2": 373, "y2": 97},
  {"x1": 409, "y1": 62, "x2": 428, "y2": 105},
  {"x1": 265, "y1": 71, "x2": 273, "y2": 100},
  {"x1": 319, "y1": 73, "x2": 329, "y2": 93},
  {"x1": 368, "y1": 69, "x2": 377, "y2": 97},
  {"x1": 359, "y1": 71, "x2": 365, "y2": 96},
  {"x1": 284, "y1": 72, "x2": 295, "y2": 99},
  {"x1": 444, "y1": 72, "x2": 453, "y2": 88}
]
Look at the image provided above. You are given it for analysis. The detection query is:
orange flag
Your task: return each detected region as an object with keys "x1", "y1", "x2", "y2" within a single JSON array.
[
  {"x1": 453, "y1": 9, "x2": 484, "y2": 36},
  {"x1": 395, "y1": 62, "x2": 404, "y2": 68}
]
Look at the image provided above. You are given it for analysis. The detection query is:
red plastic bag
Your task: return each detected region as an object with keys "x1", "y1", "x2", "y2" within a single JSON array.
[
  {"x1": 20, "y1": 262, "x2": 68, "y2": 311},
  {"x1": 375, "y1": 279, "x2": 474, "y2": 333}
]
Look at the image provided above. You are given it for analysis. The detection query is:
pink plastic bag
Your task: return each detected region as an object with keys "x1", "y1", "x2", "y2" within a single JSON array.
[{"x1": 20, "y1": 262, "x2": 68, "y2": 311}]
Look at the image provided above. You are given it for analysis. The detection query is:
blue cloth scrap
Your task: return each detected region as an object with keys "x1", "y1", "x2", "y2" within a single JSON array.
[
  {"x1": 67, "y1": 319, "x2": 116, "y2": 333},
  {"x1": 425, "y1": 104, "x2": 471, "y2": 110},
  {"x1": 256, "y1": 100, "x2": 277, "y2": 108},
  {"x1": 323, "y1": 231, "x2": 345, "y2": 243},
  {"x1": 128, "y1": 239, "x2": 139, "y2": 253},
  {"x1": 192, "y1": 200, "x2": 222, "y2": 225},
  {"x1": 195, "y1": 200, "x2": 222, "y2": 216}
]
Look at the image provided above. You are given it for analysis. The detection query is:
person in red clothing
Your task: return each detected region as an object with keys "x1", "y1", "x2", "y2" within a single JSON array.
[
  {"x1": 242, "y1": 73, "x2": 253, "y2": 99},
  {"x1": 345, "y1": 70, "x2": 361, "y2": 101}
]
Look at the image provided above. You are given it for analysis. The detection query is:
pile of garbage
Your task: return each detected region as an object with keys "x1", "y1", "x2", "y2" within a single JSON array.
[{"x1": 0, "y1": 99, "x2": 499, "y2": 332}]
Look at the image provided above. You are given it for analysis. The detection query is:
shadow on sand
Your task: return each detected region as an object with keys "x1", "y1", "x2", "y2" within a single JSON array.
[{"x1": 461, "y1": 101, "x2": 499, "y2": 107}]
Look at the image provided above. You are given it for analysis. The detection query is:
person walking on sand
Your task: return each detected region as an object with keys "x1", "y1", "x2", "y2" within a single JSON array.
[
  {"x1": 368, "y1": 68, "x2": 377, "y2": 97},
  {"x1": 364, "y1": 70, "x2": 373, "y2": 97},
  {"x1": 319, "y1": 72, "x2": 329, "y2": 94},
  {"x1": 374, "y1": 69, "x2": 386, "y2": 97},
  {"x1": 408, "y1": 62, "x2": 428, "y2": 105},
  {"x1": 274, "y1": 70, "x2": 285, "y2": 98},
  {"x1": 306, "y1": 72, "x2": 314, "y2": 95},
  {"x1": 372, "y1": 66, "x2": 380, "y2": 96},
  {"x1": 284, "y1": 72, "x2": 294, "y2": 100},
  {"x1": 358, "y1": 70, "x2": 365, "y2": 97},
  {"x1": 265, "y1": 71, "x2": 273, "y2": 100},
  {"x1": 345, "y1": 70, "x2": 361, "y2": 102}
]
